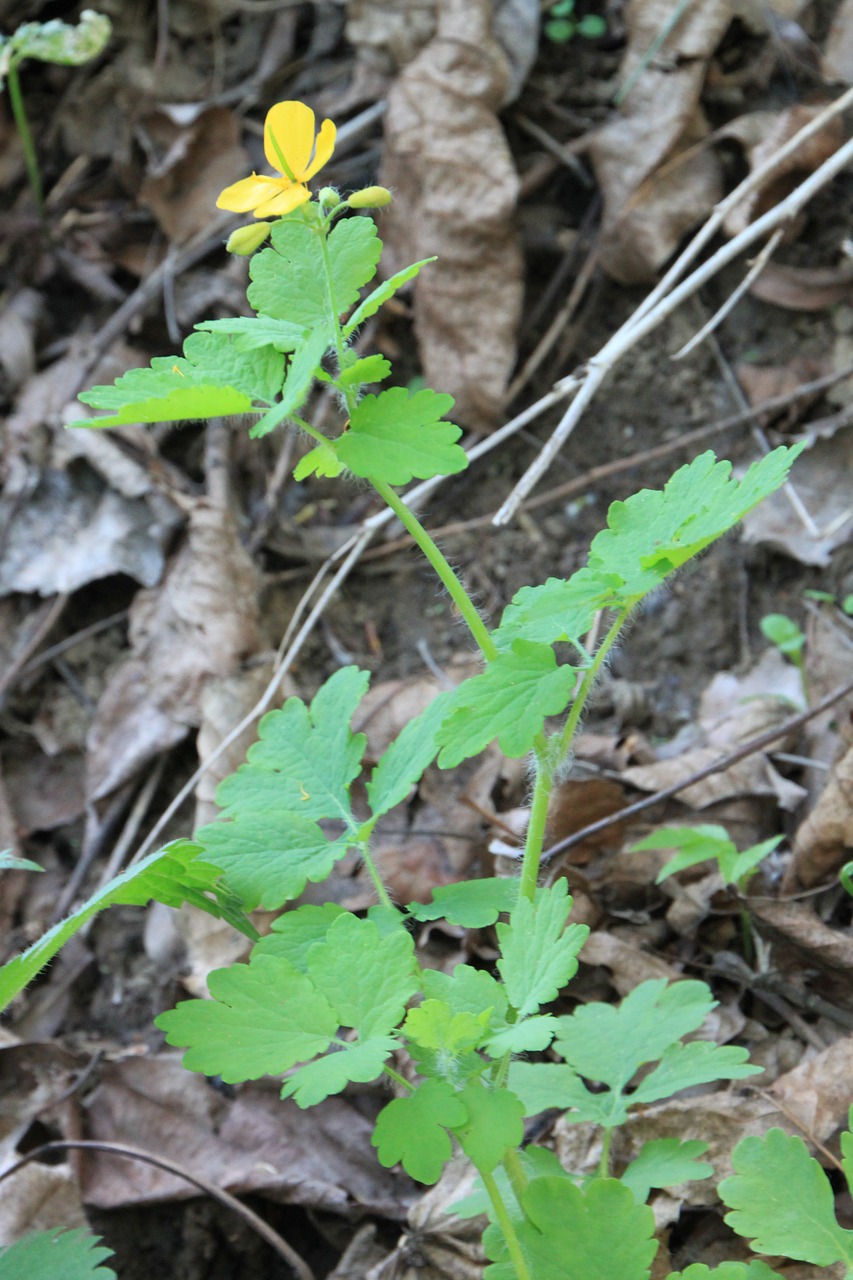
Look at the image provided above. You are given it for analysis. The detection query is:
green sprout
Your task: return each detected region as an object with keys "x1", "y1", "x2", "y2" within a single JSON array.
[
  {"x1": 0, "y1": 10, "x2": 111, "y2": 216},
  {"x1": 545, "y1": 0, "x2": 606, "y2": 44},
  {"x1": 760, "y1": 612, "x2": 807, "y2": 700}
]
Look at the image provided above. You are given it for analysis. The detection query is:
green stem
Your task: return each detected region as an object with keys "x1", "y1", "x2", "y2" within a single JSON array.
[
  {"x1": 739, "y1": 901, "x2": 754, "y2": 966},
  {"x1": 383, "y1": 1063, "x2": 412, "y2": 1092},
  {"x1": 7, "y1": 59, "x2": 44, "y2": 216},
  {"x1": 598, "y1": 1127, "x2": 613, "y2": 1178},
  {"x1": 480, "y1": 1166, "x2": 531, "y2": 1280},
  {"x1": 317, "y1": 227, "x2": 354, "y2": 411},
  {"x1": 558, "y1": 609, "x2": 628, "y2": 759},
  {"x1": 503, "y1": 1148, "x2": 529, "y2": 1208},
  {"x1": 358, "y1": 838, "x2": 394, "y2": 911},
  {"x1": 372, "y1": 477, "x2": 497, "y2": 662},
  {"x1": 518, "y1": 741, "x2": 554, "y2": 903}
]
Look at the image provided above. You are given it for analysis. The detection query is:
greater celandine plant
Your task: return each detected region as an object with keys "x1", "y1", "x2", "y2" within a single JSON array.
[{"x1": 3, "y1": 100, "x2": 849, "y2": 1280}]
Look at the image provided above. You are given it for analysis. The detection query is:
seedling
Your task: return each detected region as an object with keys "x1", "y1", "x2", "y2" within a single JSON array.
[
  {"x1": 544, "y1": 0, "x2": 607, "y2": 43},
  {"x1": 631, "y1": 825, "x2": 782, "y2": 961},
  {"x1": 1, "y1": 100, "x2": 817, "y2": 1277},
  {"x1": 760, "y1": 612, "x2": 807, "y2": 699},
  {"x1": 0, "y1": 10, "x2": 111, "y2": 215}
]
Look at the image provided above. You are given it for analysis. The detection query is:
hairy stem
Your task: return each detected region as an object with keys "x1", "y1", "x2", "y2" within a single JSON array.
[
  {"x1": 357, "y1": 838, "x2": 394, "y2": 911},
  {"x1": 480, "y1": 1166, "x2": 531, "y2": 1280},
  {"x1": 372, "y1": 478, "x2": 498, "y2": 662},
  {"x1": 518, "y1": 740, "x2": 554, "y2": 903},
  {"x1": 7, "y1": 60, "x2": 44, "y2": 215},
  {"x1": 598, "y1": 1126, "x2": 613, "y2": 1178},
  {"x1": 503, "y1": 1148, "x2": 529, "y2": 1208},
  {"x1": 559, "y1": 609, "x2": 629, "y2": 759}
]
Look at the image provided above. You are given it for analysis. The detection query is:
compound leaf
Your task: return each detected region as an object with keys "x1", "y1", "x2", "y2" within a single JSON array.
[
  {"x1": 280, "y1": 1035, "x2": 399, "y2": 1108},
  {"x1": 156, "y1": 954, "x2": 337, "y2": 1081},
  {"x1": 372, "y1": 1079, "x2": 468, "y2": 1184},
  {"x1": 630, "y1": 1039, "x2": 760, "y2": 1105},
  {"x1": 507, "y1": 1060, "x2": 612, "y2": 1123},
  {"x1": 493, "y1": 570, "x2": 620, "y2": 651},
  {"x1": 553, "y1": 979, "x2": 715, "y2": 1090},
  {"x1": 407, "y1": 877, "x2": 518, "y2": 928},
  {"x1": 497, "y1": 880, "x2": 588, "y2": 1017},
  {"x1": 367, "y1": 690, "x2": 453, "y2": 819},
  {"x1": 437, "y1": 642, "x2": 578, "y2": 767},
  {"x1": 307, "y1": 912, "x2": 419, "y2": 1039},
  {"x1": 719, "y1": 1127, "x2": 853, "y2": 1267},
  {"x1": 483, "y1": 1176, "x2": 657, "y2": 1280},
  {"x1": 336, "y1": 387, "x2": 467, "y2": 485},
  {"x1": 334, "y1": 354, "x2": 391, "y2": 387},
  {"x1": 215, "y1": 667, "x2": 369, "y2": 825},
  {"x1": 621, "y1": 1139, "x2": 712, "y2": 1204},
  {"x1": 450, "y1": 1082, "x2": 525, "y2": 1172},
  {"x1": 249, "y1": 325, "x2": 330, "y2": 438},
  {"x1": 193, "y1": 811, "x2": 351, "y2": 911},
  {"x1": 0, "y1": 1228, "x2": 115, "y2": 1280},
  {"x1": 294, "y1": 439, "x2": 344, "y2": 481},
  {"x1": 587, "y1": 447, "x2": 803, "y2": 606},
  {"x1": 344, "y1": 257, "x2": 435, "y2": 334}
]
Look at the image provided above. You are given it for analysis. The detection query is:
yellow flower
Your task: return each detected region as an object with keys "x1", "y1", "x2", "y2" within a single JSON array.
[{"x1": 216, "y1": 101, "x2": 336, "y2": 219}]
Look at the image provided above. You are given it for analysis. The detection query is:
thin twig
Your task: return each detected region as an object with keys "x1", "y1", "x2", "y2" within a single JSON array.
[
  {"x1": 541, "y1": 678, "x2": 853, "y2": 862},
  {"x1": 673, "y1": 228, "x2": 785, "y2": 360},
  {"x1": 0, "y1": 1140, "x2": 315, "y2": 1280},
  {"x1": 0, "y1": 592, "x2": 68, "y2": 703}
]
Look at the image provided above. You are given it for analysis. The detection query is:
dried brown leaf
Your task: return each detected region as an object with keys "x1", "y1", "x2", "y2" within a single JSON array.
[
  {"x1": 379, "y1": 0, "x2": 523, "y2": 428},
  {"x1": 139, "y1": 107, "x2": 248, "y2": 244},
  {"x1": 788, "y1": 741, "x2": 853, "y2": 887}
]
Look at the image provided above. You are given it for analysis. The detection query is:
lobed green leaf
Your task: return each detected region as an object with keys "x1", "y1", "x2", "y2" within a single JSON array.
[
  {"x1": 306, "y1": 912, "x2": 419, "y2": 1039},
  {"x1": 336, "y1": 386, "x2": 467, "y2": 485},
  {"x1": 493, "y1": 569, "x2": 620, "y2": 651},
  {"x1": 367, "y1": 690, "x2": 453, "y2": 819},
  {"x1": 280, "y1": 1035, "x2": 399, "y2": 1108},
  {"x1": 407, "y1": 877, "x2": 518, "y2": 928},
  {"x1": 629, "y1": 1039, "x2": 761, "y2": 1105},
  {"x1": 253, "y1": 903, "x2": 346, "y2": 969},
  {"x1": 666, "y1": 1265, "x2": 783, "y2": 1280},
  {"x1": 497, "y1": 880, "x2": 588, "y2": 1018},
  {"x1": 450, "y1": 1081, "x2": 525, "y2": 1172},
  {"x1": 372, "y1": 1079, "x2": 468, "y2": 1184},
  {"x1": 0, "y1": 1228, "x2": 115, "y2": 1280},
  {"x1": 344, "y1": 257, "x2": 436, "y2": 335},
  {"x1": 621, "y1": 1138, "x2": 712, "y2": 1204}
]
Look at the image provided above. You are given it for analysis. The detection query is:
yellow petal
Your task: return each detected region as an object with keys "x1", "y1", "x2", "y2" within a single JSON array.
[
  {"x1": 216, "y1": 174, "x2": 280, "y2": 213},
  {"x1": 264, "y1": 101, "x2": 315, "y2": 178},
  {"x1": 302, "y1": 118, "x2": 336, "y2": 181},
  {"x1": 253, "y1": 184, "x2": 311, "y2": 218}
]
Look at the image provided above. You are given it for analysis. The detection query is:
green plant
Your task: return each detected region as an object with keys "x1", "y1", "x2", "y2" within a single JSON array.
[
  {"x1": 760, "y1": 611, "x2": 807, "y2": 699},
  {"x1": 630, "y1": 825, "x2": 782, "y2": 960},
  {"x1": 0, "y1": 9, "x2": 111, "y2": 216},
  {"x1": 544, "y1": 0, "x2": 606, "y2": 43},
  {"x1": 1, "y1": 99, "x2": 822, "y2": 1277}
]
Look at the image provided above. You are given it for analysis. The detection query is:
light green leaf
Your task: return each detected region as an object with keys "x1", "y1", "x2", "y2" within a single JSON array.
[
  {"x1": 621, "y1": 1139, "x2": 712, "y2": 1204},
  {"x1": 422, "y1": 965, "x2": 508, "y2": 1023},
  {"x1": 483, "y1": 1177, "x2": 657, "y2": 1280},
  {"x1": 344, "y1": 257, "x2": 435, "y2": 335},
  {"x1": 180, "y1": 331, "x2": 285, "y2": 402},
  {"x1": 437, "y1": 642, "x2": 578, "y2": 767},
  {"x1": 372, "y1": 1079, "x2": 468, "y2": 1184},
  {"x1": 281, "y1": 1035, "x2": 399, "y2": 1107},
  {"x1": 451, "y1": 1082, "x2": 524, "y2": 1172},
  {"x1": 553, "y1": 979, "x2": 716, "y2": 1090},
  {"x1": 193, "y1": 811, "x2": 351, "y2": 911},
  {"x1": 631, "y1": 825, "x2": 781, "y2": 889},
  {"x1": 407, "y1": 877, "x2": 518, "y2": 928},
  {"x1": 0, "y1": 840, "x2": 256, "y2": 1015},
  {"x1": 195, "y1": 315, "x2": 306, "y2": 352},
  {"x1": 294, "y1": 440, "x2": 345, "y2": 481},
  {"x1": 7, "y1": 12, "x2": 111, "y2": 70},
  {"x1": 253, "y1": 903, "x2": 346, "y2": 969},
  {"x1": 587, "y1": 447, "x2": 804, "y2": 606},
  {"x1": 507, "y1": 1060, "x2": 610, "y2": 1122},
  {"x1": 497, "y1": 880, "x2": 588, "y2": 1017},
  {"x1": 334, "y1": 354, "x2": 391, "y2": 387},
  {"x1": 453, "y1": 1145, "x2": 572, "y2": 1220},
  {"x1": 720, "y1": 1127, "x2": 853, "y2": 1267},
  {"x1": 0, "y1": 1228, "x2": 115, "y2": 1280},
  {"x1": 248, "y1": 215, "x2": 380, "y2": 326},
  {"x1": 215, "y1": 667, "x2": 369, "y2": 826},
  {"x1": 493, "y1": 570, "x2": 621, "y2": 651},
  {"x1": 327, "y1": 215, "x2": 383, "y2": 313},
  {"x1": 75, "y1": 381, "x2": 253, "y2": 429},
  {"x1": 155, "y1": 954, "x2": 337, "y2": 1081},
  {"x1": 306, "y1": 912, "x2": 419, "y2": 1039},
  {"x1": 404, "y1": 999, "x2": 490, "y2": 1052},
  {"x1": 630, "y1": 1040, "x2": 761, "y2": 1105},
  {"x1": 336, "y1": 387, "x2": 467, "y2": 485},
  {"x1": 484, "y1": 1014, "x2": 557, "y2": 1056},
  {"x1": 367, "y1": 690, "x2": 453, "y2": 819}
]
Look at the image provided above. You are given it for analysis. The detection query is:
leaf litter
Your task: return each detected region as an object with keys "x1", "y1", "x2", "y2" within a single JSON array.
[{"x1": 3, "y1": 1, "x2": 853, "y2": 1277}]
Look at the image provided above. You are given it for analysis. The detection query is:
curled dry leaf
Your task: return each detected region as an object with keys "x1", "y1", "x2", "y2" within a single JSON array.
[
  {"x1": 721, "y1": 104, "x2": 844, "y2": 238},
  {"x1": 87, "y1": 500, "x2": 263, "y2": 802},
  {"x1": 788, "y1": 742, "x2": 853, "y2": 886},
  {"x1": 588, "y1": 0, "x2": 731, "y2": 284},
  {"x1": 365, "y1": 1158, "x2": 485, "y2": 1280},
  {"x1": 139, "y1": 107, "x2": 249, "y2": 244},
  {"x1": 746, "y1": 260, "x2": 853, "y2": 311},
  {"x1": 379, "y1": 0, "x2": 524, "y2": 428}
]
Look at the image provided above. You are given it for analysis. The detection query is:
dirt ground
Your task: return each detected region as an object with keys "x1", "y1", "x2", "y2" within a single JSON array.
[{"x1": 3, "y1": 1, "x2": 853, "y2": 1277}]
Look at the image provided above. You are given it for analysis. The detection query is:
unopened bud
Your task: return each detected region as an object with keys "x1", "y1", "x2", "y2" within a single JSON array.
[
  {"x1": 225, "y1": 222, "x2": 272, "y2": 255},
  {"x1": 347, "y1": 185, "x2": 392, "y2": 209},
  {"x1": 318, "y1": 187, "x2": 341, "y2": 208}
]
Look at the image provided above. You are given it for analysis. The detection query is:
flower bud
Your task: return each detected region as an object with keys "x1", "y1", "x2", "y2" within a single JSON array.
[
  {"x1": 347, "y1": 185, "x2": 392, "y2": 209},
  {"x1": 318, "y1": 187, "x2": 341, "y2": 208},
  {"x1": 225, "y1": 222, "x2": 272, "y2": 256}
]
